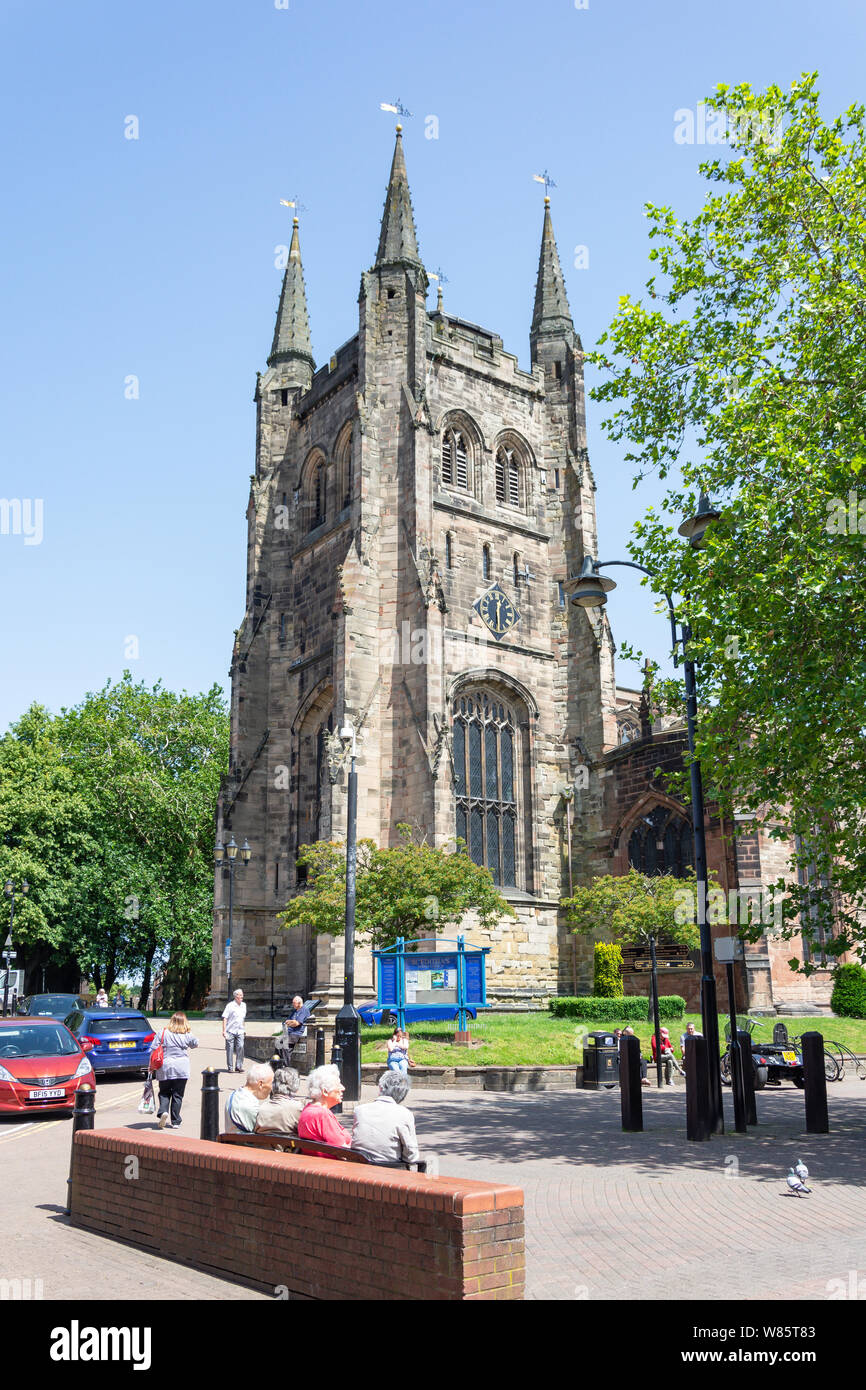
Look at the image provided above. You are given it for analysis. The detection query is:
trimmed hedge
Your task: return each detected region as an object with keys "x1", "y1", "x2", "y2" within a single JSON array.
[
  {"x1": 594, "y1": 942, "x2": 624, "y2": 997},
  {"x1": 830, "y1": 963, "x2": 866, "y2": 1019},
  {"x1": 549, "y1": 995, "x2": 686, "y2": 1021}
]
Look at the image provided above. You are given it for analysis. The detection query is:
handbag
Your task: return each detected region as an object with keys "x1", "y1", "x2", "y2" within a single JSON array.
[
  {"x1": 137, "y1": 1078, "x2": 156, "y2": 1115},
  {"x1": 149, "y1": 1029, "x2": 166, "y2": 1071}
]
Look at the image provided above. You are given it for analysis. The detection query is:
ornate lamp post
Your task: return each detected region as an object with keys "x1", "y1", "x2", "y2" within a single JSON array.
[
  {"x1": 570, "y1": 495, "x2": 724, "y2": 1134},
  {"x1": 3, "y1": 879, "x2": 28, "y2": 1016},
  {"x1": 334, "y1": 721, "x2": 362, "y2": 1102},
  {"x1": 268, "y1": 943, "x2": 277, "y2": 1021},
  {"x1": 214, "y1": 837, "x2": 252, "y2": 998}
]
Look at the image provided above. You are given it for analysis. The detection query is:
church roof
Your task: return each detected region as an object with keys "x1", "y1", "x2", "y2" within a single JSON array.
[
  {"x1": 268, "y1": 218, "x2": 315, "y2": 370},
  {"x1": 375, "y1": 125, "x2": 423, "y2": 269}
]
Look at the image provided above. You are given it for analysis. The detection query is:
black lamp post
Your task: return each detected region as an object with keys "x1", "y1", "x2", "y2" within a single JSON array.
[
  {"x1": 570, "y1": 494, "x2": 724, "y2": 1134},
  {"x1": 3, "y1": 879, "x2": 27, "y2": 1017},
  {"x1": 334, "y1": 721, "x2": 362, "y2": 1102},
  {"x1": 214, "y1": 836, "x2": 252, "y2": 999},
  {"x1": 268, "y1": 944, "x2": 277, "y2": 1020}
]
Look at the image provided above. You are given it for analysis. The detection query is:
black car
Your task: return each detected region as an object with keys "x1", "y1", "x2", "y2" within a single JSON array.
[{"x1": 18, "y1": 993, "x2": 85, "y2": 1019}]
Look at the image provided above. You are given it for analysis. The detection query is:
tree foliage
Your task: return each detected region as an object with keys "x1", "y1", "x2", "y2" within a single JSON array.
[
  {"x1": 279, "y1": 825, "x2": 515, "y2": 950},
  {"x1": 0, "y1": 675, "x2": 228, "y2": 994},
  {"x1": 591, "y1": 75, "x2": 866, "y2": 964},
  {"x1": 564, "y1": 870, "x2": 701, "y2": 950}
]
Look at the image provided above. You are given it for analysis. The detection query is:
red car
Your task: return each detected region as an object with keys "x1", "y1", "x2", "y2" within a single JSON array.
[{"x1": 0, "y1": 1016, "x2": 96, "y2": 1116}]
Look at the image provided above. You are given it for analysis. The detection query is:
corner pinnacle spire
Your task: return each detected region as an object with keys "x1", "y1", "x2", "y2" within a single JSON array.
[
  {"x1": 531, "y1": 196, "x2": 575, "y2": 359},
  {"x1": 375, "y1": 125, "x2": 423, "y2": 268},
  {"x1": 268, "y1": 216, "x2": 314, "y2": 380}
]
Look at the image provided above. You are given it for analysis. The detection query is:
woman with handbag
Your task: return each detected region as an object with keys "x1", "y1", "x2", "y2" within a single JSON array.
[{"x1": 149, "y1": 1012, "x2": 199, "y2": 1129}]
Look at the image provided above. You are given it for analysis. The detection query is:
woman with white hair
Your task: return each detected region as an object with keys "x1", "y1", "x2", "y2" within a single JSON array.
[
  {"x1": 297, "y1": 1064, "x2": 350, "y2": 1152},
  {"x1": 255, "y1": 1067, "x2": 303, "y2": 1136},
  {"x1": 224, "y1": 1062, "x2": 273, "y2": 1134},
  {"x1": 351, "y1": 1071, "x2": 420, "y2": 1167}
]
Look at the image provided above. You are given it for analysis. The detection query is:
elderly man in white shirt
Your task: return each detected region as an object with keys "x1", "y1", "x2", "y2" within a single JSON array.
[
  {"x1": 351, "y1": 1071, "x2": 420, "y2": 1167},
  {"x1": 222, "y1": 988, "x2": 246, "y2": 1072}
]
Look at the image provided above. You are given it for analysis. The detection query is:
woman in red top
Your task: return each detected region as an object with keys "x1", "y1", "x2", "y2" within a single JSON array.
[{"x1": 297, "y1": 1064, "x2": 350, "y2": 1152}]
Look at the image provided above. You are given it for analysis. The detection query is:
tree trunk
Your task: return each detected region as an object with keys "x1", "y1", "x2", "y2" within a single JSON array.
[{"x1": 139, "y1": 933, "x2": 157, "y2": 1009}]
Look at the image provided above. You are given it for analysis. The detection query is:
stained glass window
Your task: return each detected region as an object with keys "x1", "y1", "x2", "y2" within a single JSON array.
[{"x1": 453, "y1": 689, "x2": 520, "y2": 887}]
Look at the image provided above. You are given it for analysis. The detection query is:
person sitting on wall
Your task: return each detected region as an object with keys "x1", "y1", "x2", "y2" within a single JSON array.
[
  {"x1": 297, "y1": 1065, "x2": 350, "y2": 1154},
  {"x1": 224, "y1": 1063, "x2": 274, "y2": 1134},
  {"x1": 351, "y1": 1071, "x2": 420, "y2": 1168},
  {"x1": 255, "y1": 1067, "x2": 304, "y2": 1136},
  {"x1": 650, "y1": 1027, "x2": 682, "y2": 1086},
  {"x1": 278, "y1": 995, "x2": 311, "y2": 1067}
]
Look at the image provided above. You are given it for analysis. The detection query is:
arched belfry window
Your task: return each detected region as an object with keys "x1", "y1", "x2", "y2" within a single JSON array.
[
  {"x1": 495, "y1": 447, "x2": 521, "y2": 508},
  {"x1": 452, "y1": 688, "x2": 521, "y2": 887},
  {"x1": 627, "y1": 805, "x2": 693, "y2": 878},
  {"x1": 334, "y1": 423, "x2": 353, "y2": 510},
  {"x1": 442, "y1": 427, "x2": 469, "y2": 491}
]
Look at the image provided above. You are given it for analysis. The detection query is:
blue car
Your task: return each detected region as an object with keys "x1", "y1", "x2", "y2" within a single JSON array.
[
  {"x1": 63, "y1": 1007, "x2": 155, "y2": 1077},
  {"x1": 357, "y1": 1003, "x2": 478, "y2": 1026}
]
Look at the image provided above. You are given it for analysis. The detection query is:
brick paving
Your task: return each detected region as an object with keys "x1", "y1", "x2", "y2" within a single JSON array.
[{"x1": 2, "y1": 1022, "x2": 864, "y2": 1301}]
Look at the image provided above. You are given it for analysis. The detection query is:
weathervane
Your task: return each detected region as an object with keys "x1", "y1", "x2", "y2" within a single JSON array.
[
  {"x1": 380, "y1": 98, "x2": 413, "y2": 118},
  {"x1": 279, "y1": 194, "x2": 308, "y2": 216},
  {"x1": 532, "y1": 170, "x2": 557, "y2": 197}
]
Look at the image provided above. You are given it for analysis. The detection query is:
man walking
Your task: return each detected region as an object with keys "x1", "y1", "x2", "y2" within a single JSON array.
[{"x1": 222, "y1": 988, "x2": 246, "y2": 1073}]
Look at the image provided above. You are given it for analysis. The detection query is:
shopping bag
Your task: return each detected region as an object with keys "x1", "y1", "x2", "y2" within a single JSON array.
[{"x1": 137, "y1": 1078, "x2": 156, "y2": 1115}]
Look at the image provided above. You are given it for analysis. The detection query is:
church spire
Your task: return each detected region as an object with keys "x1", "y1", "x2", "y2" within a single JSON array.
[
  {"x1": 268, "y1": 217, "x2": 314, "y2": 384},
  {"x1": 530, "y1": 197, "x2": 575, "y2": 360},
  {"x1": 375, "y1": 125, "x2": 423, "y2": 268}
]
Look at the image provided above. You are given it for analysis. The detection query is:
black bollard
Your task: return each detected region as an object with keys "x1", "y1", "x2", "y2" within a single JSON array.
[
  {"x1": 685, "y1": 1035, "x2": 711, "y2": 1142},
  {"x1": 330, "y1": 1041, "x2": 343, "y2": 1114},
  {"x1": 737, "y1": 1029, "x2": 757, "y2": 1126},
  {"x1": 620, "y1": 1034, "x2": 643, "y2": 1133},
  {"x1": 66, "y1": 1084, "x2": 96, "y2": 1213},
  {"x1": 315, "y1": 1027, "x2": 325, "y2": 1069},
  {"x1": 801, "y1": 1031, "x2": 829, "y2": 1134},
  {"x1": 200, "y1": 1067, "x2": 220, "y2": 1142}
]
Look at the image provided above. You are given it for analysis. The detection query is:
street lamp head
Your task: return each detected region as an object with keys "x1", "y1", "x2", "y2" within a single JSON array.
[
  {"x1": 268, "y1": 944, "x2": 277, "y2": 959},
  {"x1": 678, "y1": 492, "x2": 721, "y2": 550},
  {"x1": 21, "y1": 881, "x2": 28, "y2": 894},
  {"x1": 339, "y1": 722, "x2": 354, "y2": 743},
  {"x1": 569, "y1": 555, "x2": 617, "y2": 610},
  {"x1": 3, "y1": 881, "x2": 11, "y2": 897},
  {"x1": 241, "y1": 839, "x2": 252, "y2": 864},
  {"x1": 226, "y1": 836, "x2": 238, "y2": 862},
  {"x1": 214, "y1": 838, "x2": 225, "y2": 865}
]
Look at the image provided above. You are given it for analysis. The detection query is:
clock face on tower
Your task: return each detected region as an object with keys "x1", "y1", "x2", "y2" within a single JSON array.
[{"x1": 474, "y1": 583, "x2": 520, "y2": 641}]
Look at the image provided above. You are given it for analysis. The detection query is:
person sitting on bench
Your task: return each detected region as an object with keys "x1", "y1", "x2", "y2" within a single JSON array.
[
  {"x1": 255, "y1": 1067, "x2": 304, "y2": 1137},
  {"x1": 278, "y1": 995, "x2": 311, "y2": 1066},
  {"x1": 351, "y1": 1071, "x2": 420, "y2": 1168},
  {"x1": 297, "y1": 1065, "x2": 350, "y2": 1154}
]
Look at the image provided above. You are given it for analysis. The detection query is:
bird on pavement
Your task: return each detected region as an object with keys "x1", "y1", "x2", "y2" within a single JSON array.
[
  {"x1": 794, "y1": 1159, "x2": 809, "y2": 1183},
  {"x1": 787, "y1": 1168, "x2": 811, "y2": 1196}
]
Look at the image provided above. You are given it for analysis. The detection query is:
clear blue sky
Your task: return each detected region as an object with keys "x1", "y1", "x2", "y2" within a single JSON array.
[{"x1": 1, "y1": 0, "x2": 863, "y2": 729}]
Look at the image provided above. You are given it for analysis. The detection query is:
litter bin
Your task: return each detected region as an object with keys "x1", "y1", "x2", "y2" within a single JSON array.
[{"x1": 583, "y1": 1031, "x2": 619, "y2": 1090}]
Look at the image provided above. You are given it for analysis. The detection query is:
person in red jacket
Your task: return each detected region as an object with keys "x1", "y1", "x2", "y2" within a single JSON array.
[
  {"x1": 297, "y1": 1064, "x2": 351, "y2": 1153},
  {"x1": 651, "y1": 1027, "x2": 681, "y2": 1086}
]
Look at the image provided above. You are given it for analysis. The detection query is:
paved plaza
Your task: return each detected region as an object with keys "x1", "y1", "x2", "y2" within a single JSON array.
[{"x1": 2, "y1": 1020, "x2": 864, "y2": 1302}]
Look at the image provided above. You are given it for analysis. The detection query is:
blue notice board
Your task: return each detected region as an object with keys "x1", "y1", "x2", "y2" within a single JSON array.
[{"x1": 372, "y1": 936, "x2": 489, "y2": 1031}]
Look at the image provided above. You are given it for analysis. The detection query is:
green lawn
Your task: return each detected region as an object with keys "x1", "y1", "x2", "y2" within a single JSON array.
[{"x1": 359, "y1": 1011, "x2": 866, "y2": 1067}]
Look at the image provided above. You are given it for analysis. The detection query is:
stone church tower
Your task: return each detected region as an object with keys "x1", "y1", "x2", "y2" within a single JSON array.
[{"x1": 206, "y1": 127, "x2": 618, "y2": 1015}]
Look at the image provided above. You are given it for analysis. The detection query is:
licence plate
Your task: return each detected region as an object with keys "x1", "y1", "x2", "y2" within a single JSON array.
[
  {"x1": 109, "y1": 1041, "x2": 136, "y2": 1049},
  {"x1": 782, "y1": 1050, "x2": 797, "y2": 1062},
  {"x1": 28, "y1": 1088, "x2": 65, "y2": 1099}
]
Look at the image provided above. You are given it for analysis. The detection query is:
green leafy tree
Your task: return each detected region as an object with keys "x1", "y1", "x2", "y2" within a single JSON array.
[
  {"x1": 279, "y1": 825, "x2": 515, "y2": 949},
  {"x1": 591, "y1": 74, "x2": 866, "y2": 965},
  {"x1": 564, "y1": 870, "x2": 701, "y2": 951},
  {"x1": 593, "y1": 941, "x2": 624, "y2": 997}
]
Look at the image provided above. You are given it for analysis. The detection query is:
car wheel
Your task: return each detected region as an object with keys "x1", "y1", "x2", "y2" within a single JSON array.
[
  {"x1": 792, "y1": 1071, "x2": 805, "y2": 1088},
  {"x1": 753, "y1": 1066, "x2": 768, "y2": 1091}
]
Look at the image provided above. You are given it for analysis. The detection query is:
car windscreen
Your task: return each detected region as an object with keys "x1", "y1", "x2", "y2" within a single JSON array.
[
  {"x1": 0, "y1": 1026, "x2": 81, "y2": 1058},
  {"x1": 30, "y1": 996, "x2": 79, "y2": 1014},
  {"x1": 84, "y1": 1016, "x2": 149, "y2": 1036}
]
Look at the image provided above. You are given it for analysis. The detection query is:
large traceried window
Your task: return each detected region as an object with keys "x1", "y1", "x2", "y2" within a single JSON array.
[
  {"x1": 453, "y1": 689, "x2": 519, "y2": 887},
  {"x1": 627, "y1": 805, "x2": 693, "y2": 878}
]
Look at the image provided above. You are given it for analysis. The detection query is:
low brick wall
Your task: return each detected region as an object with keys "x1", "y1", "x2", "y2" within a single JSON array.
[
  {"x1": 360, "y1": 1063, "x2": 581, "y2": 1091},
  {"x1": 69, "y1": 1129, "x2": 525, "y2": 1301}
]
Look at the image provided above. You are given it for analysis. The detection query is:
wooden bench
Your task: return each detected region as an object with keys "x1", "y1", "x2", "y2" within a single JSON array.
[{"x1": 218, "y1": 1130, "x2": 427, "y2": 1172}]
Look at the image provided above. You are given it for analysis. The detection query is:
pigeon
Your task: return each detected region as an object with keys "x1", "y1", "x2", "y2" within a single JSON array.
[
  {"x1": 794, "y1": 1159, "x2": 809, "y2": 1183},
  {"x1": 787, "y1": 1168, "x2": 811, "y2": 1196}
]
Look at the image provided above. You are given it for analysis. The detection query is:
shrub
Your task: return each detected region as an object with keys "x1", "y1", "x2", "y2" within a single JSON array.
[
  {"x1": 593, "y1": 942, "x2": 623, "y2": 997},
  {"x1": 830, "y1": 963, "x2": 866, "y2": 1019},
  {"x1": 548, "y1": 995, "x2": 686, "y2": 1021}
]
